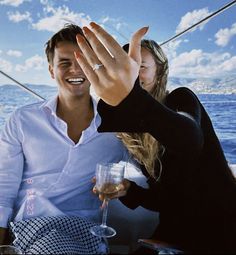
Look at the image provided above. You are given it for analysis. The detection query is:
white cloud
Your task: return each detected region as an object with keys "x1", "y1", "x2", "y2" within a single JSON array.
[
  {"x1": 163, "y1": 39, "x2": 183, "y2": 59},
  {"x1": 8, "y1": 11, "x2": 32, "y2": 23},
  {"x1": 176, "y1": 8, "x2": 211, "y2": 34},
  {"x1": 219, "y1": 56, "x2": 236, "y2": 71},
  {"x1": 100, "y1": 16, "x2": 125, "y2": 31},
  {"x1": 215, "y1": 23, "x2": 236, "y2": 47},
  {"x1": 0, "y1": 0, "x2": 30, "y2": 7},
  {"x1": 40, "y1": 0, "x2": 48, "y2": 4},
  {"x1": 99, "y1": 16, "x2": 128, "y2": 43},
  {"x1": 101, "y1": 16, "x2": 109, "y2": 23},
  {"x1": 0, "y1": 50, "x2": 2, "y2": 55},
  {"x1": 15, "y1": 55, "x2": 46, "y2": 72},
  {"x1": 0, "y1": 58, "x2": 13, "y2": 72},
  {"x1": 32, "y1": 5, "x2": 91, "y2": 32},
  {"x1": 169, "y1": 49, "x2": 235, "y2": 78},
  {"x1": 116, "y1": 23, "x2": 122, "y2": 31},
  {"x1": 6, "y1": 50, "x2": 22, "y2": 57}
]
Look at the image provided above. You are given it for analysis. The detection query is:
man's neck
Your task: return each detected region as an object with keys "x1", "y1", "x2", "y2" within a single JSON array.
[
  {"x1": 56, "y1": 95, "x2": 94, "y2": 143},
  {"x1": 57, "y1": 94, "x2": 92, "y2": 117}
]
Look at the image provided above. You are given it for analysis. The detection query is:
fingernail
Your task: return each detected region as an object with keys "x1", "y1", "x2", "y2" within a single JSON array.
[
  {"x1": 90, "y1": 22, "x2": 98, "y2": 29},
  {"x1": 76, "y1": 34, "x2": 84, "y2": 43},
  {"x1": 74, "y1": 51, "x2": 78, "y2": 58},
  {"x1": 143, "y1": 26, "x2": 149, "y2": 33},
  {"x1": 83, "y1": 26, "x2": 90, "y2": 35},
  {"x1": 74, "y1": 50, "x2": 81, "y2": 58}
]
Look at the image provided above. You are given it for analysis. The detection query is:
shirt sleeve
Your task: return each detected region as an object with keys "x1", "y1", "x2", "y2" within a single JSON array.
[
  {"x1": 0, "y1": 110, "x2": 24, "y2": 227},
  {"x1": 97, "y1": 83, "x2": 204, "y2": 157}
]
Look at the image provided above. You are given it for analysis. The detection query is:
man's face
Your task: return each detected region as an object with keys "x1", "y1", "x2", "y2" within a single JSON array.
[{"x1": 49, "y1": 41, "x2": 90, "y2": 99}]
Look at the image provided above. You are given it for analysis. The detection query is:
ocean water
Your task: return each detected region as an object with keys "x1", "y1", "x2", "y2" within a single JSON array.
[
  {"x1": 0, "y1": 84, "x2": 235, "y2": 164},
  {"x1": 198, "y1": 94, "x2": 236, "y2": 164}
]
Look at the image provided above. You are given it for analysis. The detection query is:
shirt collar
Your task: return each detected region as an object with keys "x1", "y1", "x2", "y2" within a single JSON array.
[
  {"x1": 40, "y1": 95, "x2": 101, "y2": 128},
  {"x1": 91, "y1": 96, "x2": 101, "y2": 129},
  {"x1": 40, "y1": 95, "x2": 57, "y2": 114}
]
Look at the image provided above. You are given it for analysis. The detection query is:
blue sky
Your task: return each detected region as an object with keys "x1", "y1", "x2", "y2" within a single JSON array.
[{"x1": 0, "y1": 0, "x2": 236, "y2": 86}]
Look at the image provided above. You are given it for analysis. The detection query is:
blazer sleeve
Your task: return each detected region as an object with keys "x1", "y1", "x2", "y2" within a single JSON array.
[
  {"x1": 119, "y1": 178, "x2": 161, "y2": 211},
  {"x1": 97, "y1": 82, "x2": 204, "y2": 157}
]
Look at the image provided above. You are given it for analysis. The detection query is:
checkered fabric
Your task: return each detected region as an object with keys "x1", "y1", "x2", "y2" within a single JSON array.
[{"x1": 9, "y1": 215, "x2": 108, "y2": 254}]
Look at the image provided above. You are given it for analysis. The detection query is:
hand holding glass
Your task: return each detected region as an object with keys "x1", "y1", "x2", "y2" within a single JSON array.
[{"x1": 90, "y1": 163, "x2": 125, "y2": 238}]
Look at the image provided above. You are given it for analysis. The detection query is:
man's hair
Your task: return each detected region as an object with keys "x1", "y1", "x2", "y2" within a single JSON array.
[{"x1": 45, "y1": 23, "x2": 84, "y2": 64}]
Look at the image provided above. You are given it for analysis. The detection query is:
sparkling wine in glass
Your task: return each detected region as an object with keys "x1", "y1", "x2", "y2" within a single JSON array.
[{"x1": 90, "y1": 162, "x2": 125, "y2": 238}]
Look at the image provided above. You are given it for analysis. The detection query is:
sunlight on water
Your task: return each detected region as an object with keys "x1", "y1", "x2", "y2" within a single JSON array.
[{"x1": 0, "y1": 85, "x2": 235, "y2": 164}]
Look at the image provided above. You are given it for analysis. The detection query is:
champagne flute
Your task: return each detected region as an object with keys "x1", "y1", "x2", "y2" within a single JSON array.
[{"x1": 90, "y1": 162, "x2": 125, "y2": 238}]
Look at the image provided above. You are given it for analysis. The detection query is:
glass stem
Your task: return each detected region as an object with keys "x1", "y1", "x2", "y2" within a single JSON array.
[{"x1": 101, "y1": 198, "x2": 109, "y2": 227}]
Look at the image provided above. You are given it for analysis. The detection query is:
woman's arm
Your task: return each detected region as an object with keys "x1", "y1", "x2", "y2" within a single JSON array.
[
  {"x1": 98, "y1": 84, "x2": 204, "y2": 157},
  {"x1": 119, "y1": 179, "x2": 161, "y2": 211},
  {"x1": 74, "y1": 22, "x2": 203, "y2": 156}
]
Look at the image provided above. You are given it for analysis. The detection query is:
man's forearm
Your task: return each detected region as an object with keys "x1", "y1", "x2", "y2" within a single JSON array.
[{"x1": 0, "y1": 227, "x2": 9, "y2": 245}]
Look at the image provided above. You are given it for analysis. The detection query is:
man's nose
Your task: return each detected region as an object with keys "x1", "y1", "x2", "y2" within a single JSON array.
[
  {"x1": 70, "y1": 61, "x2": 82, "y2": 72},
  {"x1": 139, "y1": 70, "x2": 144, "y2": 78}
]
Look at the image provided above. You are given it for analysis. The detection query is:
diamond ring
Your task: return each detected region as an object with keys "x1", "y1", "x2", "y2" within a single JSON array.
[{"x1": 92, "y1": 63, "x2": 103, "y2": 71}]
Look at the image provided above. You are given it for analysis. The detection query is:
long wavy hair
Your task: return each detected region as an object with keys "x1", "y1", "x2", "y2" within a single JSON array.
[{"x1": 117, "y1": 40, "x2": 169, "y2": 179}]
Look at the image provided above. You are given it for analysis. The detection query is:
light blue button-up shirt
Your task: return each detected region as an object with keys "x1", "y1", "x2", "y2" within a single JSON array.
[{"x1": 0, "y1": 96, "x2": 129, "y2": 227}]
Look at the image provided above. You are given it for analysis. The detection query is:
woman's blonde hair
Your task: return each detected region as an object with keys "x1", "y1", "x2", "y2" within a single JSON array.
[{"x1": 117, "y1": 40, "x2": 169, "y2": 179}]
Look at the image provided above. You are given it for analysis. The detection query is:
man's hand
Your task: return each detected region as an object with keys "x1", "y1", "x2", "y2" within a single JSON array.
[{"x1": 0, "y1": 227, "x2": 10, "y2": 245}]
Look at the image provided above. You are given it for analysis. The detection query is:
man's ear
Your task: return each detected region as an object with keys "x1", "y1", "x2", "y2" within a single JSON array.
[{"x1": 49, "y1": 64, "x2": 55, "y2": 79}]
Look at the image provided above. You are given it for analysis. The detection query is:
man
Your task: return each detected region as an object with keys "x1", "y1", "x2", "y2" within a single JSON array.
[{"x1": 0, "y1": 24, "x2": 128, "y2": 244}]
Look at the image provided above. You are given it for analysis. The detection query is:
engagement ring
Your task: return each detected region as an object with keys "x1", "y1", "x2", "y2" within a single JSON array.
[{"x1": 92, "y1": 64, "x2": 103, "y2": 71}]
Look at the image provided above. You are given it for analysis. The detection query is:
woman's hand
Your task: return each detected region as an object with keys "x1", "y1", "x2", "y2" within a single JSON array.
[
  {"x1": 75, "y1": 22, "x2": 148, "y2": 106},
  {"x1": 92, "y1": 178, "x2": 131, "y2": 202}
]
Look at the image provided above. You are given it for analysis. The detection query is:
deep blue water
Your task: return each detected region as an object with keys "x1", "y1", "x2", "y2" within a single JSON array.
[
  {"x1": 0, "y1": 85, "x2": 235, "y2": 164},
  {"x1": 198, "y1": 94, "x2": 236, "y2": 164}
]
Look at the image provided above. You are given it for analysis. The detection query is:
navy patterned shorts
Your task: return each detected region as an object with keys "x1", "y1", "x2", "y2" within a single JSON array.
[{"x1": 9, "y1": 215, "x2": 108, "y2": 254}]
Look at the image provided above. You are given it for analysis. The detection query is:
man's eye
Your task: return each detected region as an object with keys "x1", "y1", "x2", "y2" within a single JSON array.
[
  {"x1": 59, "y1": 62, "x2": 70, "y2": 67},
  {"x1": 140, "y1": 65, "x2": 147, "y2": 69}
]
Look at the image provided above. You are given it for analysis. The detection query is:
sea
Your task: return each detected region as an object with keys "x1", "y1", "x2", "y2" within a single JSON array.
[{"x1": 0, "y1": 84, "x2": 235, "y2": 164}]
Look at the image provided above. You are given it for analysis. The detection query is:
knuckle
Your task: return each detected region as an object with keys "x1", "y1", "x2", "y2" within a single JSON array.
[{"x1": 93, "y1": 43, "x2": 104, "y2": 53}]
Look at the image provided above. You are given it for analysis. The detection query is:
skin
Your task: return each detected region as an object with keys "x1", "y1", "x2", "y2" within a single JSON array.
[
  {"x1": 93, "y1": 48, "x2": 157, "y2": 202},
  {"x1": 92, "y1": 48, "x2": 158, "y2": 202},
  {"x1": 0, "y1": 40, "x2": 95, "y2": 244},
  {"x1": 49, "y1": 41, "x2": 94, "y2": 143},
  {"x1": 74, "y1": 22, "x2": 149, "y2": 106},
  {"x1": 49, "y1": 41, "x2": 91, "y2": 101},
  {"x1": 139, "y1": 47, "x2": 157, "y2": 92},
  {"x1": 0, "y1": 25, "x2": 151, "y2": 239},
  {"x1": 74, "y1": 22, "x2": 150, "y2": 201}
]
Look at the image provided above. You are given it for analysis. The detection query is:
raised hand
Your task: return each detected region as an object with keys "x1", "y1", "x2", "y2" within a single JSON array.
[{"x1": 75, "y1": 22, "x2": 148, "y2": 106}]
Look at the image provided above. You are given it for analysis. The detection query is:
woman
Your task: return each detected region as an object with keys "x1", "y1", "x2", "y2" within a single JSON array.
[
  {"x1": 116, "y1": 40, "x2": 169, "y2": 181},
  {"x1": 75, "y1": 22, "x2": 236, "y2": 253}
]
